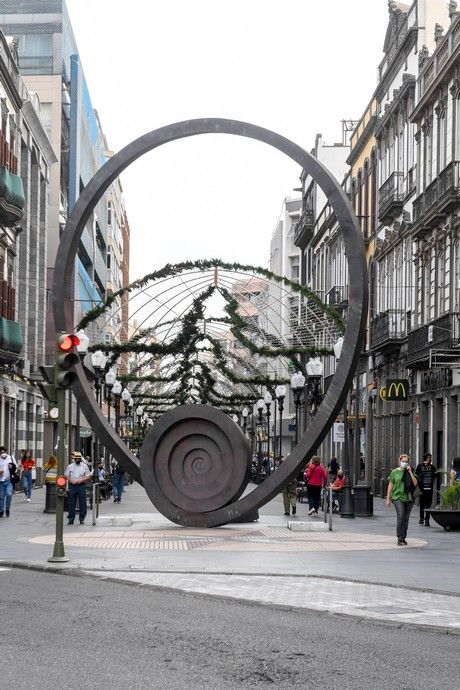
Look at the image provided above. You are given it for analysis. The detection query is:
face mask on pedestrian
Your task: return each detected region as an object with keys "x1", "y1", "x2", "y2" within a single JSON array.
[
  {"x1": 337, "y1": 473, "x2": 344, "y2": 478},
  {"x1": 0, "y1": 452, "x2": 7, "y2": 458},
  {"x1": 75, "y1": 458, "x2": 82, "y2": 464},
  {"x1": 400, "y1": 460, "x2": 408, "y2": 469}
]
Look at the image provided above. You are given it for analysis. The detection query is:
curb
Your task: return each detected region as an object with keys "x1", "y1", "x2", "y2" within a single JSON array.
[{"x1": 2, "y1": 559, "x2": 459, "y2": 635}]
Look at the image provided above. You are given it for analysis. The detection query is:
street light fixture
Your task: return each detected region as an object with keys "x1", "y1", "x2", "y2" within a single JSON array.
[
  {"x1": 334, "y1": 336, "x2": 354, "y2": 519},
  {"x1": 121, "y1": 387, "x2": 131, "y2": 415},
  {"x1": 76, "y1": 329, "x2": 90, "y2": 360},
  {"x1": 112, "y1": 380, "x2": 122, "y2": 434},
  {"x1": 290, "y1": 371, "x2": 305, "y2": 445},
  {"x1": 275, "y1": 385, "x2": 286, "y2": 463},
  {"x1": 305, "y1": 357, "x2": 323, "y2": 415}
]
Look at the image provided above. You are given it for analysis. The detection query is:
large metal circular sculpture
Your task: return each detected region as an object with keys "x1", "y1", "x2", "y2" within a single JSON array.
[
  {"x1": 53, "y1": 118, "x2": 368, "y2": 527},
  {"x1": 140, "y1": 405, "x2": 250, "y2": 521}
]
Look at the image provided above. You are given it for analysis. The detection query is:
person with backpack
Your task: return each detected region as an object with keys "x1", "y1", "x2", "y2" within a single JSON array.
[
  {"x1": 415, "y1": 453, "x2": 436, "y2": 526},
  {"x1": 386, "y1": 453, "x2": 418, "y2": 545},
  {"x1": 111, "y1": 461, "x2": 126, "y2": 503}
]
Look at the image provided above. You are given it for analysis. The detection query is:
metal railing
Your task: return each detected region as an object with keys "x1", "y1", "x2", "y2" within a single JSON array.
[{"x1": 378, "y1": 171, "x2": 404, "y2": 220}]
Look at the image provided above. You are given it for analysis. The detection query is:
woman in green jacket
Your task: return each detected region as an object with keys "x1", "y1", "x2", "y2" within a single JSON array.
[{"x1": 386, "y1": 453, "x2": 418, "y2": 546}]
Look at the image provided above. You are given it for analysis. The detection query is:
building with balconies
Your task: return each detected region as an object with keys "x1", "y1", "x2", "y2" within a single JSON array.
[
  {"x1": 0, "y1": 1, "x2": 132, "y2": 463},
  {"x1": 0, "y1": 30, "x2": 56, "y2": 466},
  {"x1": 369, "y1": 0, "x2": 450, "y2": 491},
  {"x1": 407, "y1": 2, "x2": 460, "y2": 469}
]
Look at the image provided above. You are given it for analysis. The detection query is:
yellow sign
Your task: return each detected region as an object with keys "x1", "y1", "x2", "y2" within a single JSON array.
[{"x1": 380, "y1": 379, "x2": 409, "y2": 402}]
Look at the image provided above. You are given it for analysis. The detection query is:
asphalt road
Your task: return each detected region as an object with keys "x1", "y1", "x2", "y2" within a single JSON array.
[{"x1": 1, "y1": 568, "x2": 458, "y2": 689}]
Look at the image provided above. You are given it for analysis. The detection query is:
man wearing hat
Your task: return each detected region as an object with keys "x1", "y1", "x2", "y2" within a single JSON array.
[{"x1": 64, "y1": 451, "x2": 91, "y2": 525}]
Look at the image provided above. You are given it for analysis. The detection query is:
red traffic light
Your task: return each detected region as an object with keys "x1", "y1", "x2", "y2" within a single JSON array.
[
  {"x1": 57, "y1": 334, "x2": 80, "y2": 352},
  {"x1": 56, "y1": 475, "x2": 66, "y2": 487}
]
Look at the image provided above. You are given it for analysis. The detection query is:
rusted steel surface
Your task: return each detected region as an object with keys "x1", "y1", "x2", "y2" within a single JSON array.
[
  {"x1": 53, "y1": 118, "x2": 367, "y2": 527},
  {"x1": 140, "y1": 405, "x2": 250, "y2": 524}
]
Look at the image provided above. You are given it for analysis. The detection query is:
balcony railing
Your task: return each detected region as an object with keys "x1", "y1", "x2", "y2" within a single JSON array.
[
  {"x1": 294, "y1": 208, "x2": 314, "y2": 248},
  {"x1": 325, "y1": 285, "x2": 348, "y2": 308},
  {"x1": 407, "y1": 313, "x2": 460, "y2": 365},
  {"x1": 378, "y1": 171, "x2": 404, "y2": 222},
  {"x1": 419, "y1": 17, "x2": 460, "y2": 100},
  {"x1": 412, "y1": 162, "x2": 460, "y2": 226},
  {"x1": 370, "y1": 309, "x2": 406, "y2": 351}
]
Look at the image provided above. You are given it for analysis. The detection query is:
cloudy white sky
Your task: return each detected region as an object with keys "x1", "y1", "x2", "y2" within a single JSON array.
[{"x1": 65, "y1": 0, "x2": 390, "y2": 280}]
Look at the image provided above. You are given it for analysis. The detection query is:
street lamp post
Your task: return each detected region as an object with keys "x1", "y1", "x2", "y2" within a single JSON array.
[
  {"x1": 90, "y1": 350, "x2": 107, "y2": 464},
  {"x1": 275, "y1": 385, "x2": 286, "y2": 463},
  {"x1": 256, "y1": 398, "x2": 264, "y2": 472},
  {"x1": 264, "y1": 391, "x2": 272, "y2": 473},
  {"x1": 290, "y1": 371, "x2": 306, "y2": 446},
  {"x1": 334, "y1": 337, "x2": 354, "y2": 518},
  {"x1": 112, "y1": 380, "x2": 122, "y2": 434},
  {"x1": 104, "y1": 368, "x2": 116, "y2": 469},
  {"x1": 242, "y1": 407, "x2": 249, "y2": 435}
]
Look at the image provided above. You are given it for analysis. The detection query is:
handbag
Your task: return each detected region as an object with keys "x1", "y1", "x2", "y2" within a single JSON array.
[{"x1": 403, "y1": 469, "x2": 416, "y2": 496}]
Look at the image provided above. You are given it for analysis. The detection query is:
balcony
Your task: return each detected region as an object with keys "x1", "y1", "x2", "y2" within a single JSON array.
[
  {"x1": 293, "y1": 208, "x2": 314, "y2": 249},
  {"x1": 0, "y1": 164, "x2": 25, "y2": 227},
  {"x1": 407, "y1": 313, "x2": 460, "y2": 366},
  {"x1": 378, "y1": 172, "x2": 404, "y2": 223},
  {"x1": 325, "y1": 285, "x2": 348, "y2": 309},
  {"x1": 412, "y1": 162, "x2": 460, "y2": 231},
  {"x1": 370, "y1": 309, "x2": 406, "y2": 352},
  {"x1": 0, "y1": 280, "x2": 22, "y2": 361}
]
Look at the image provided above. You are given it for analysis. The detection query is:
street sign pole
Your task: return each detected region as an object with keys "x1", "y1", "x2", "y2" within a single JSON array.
[{"x1": 48, "y1": 383, "x2": 69, "y2": 562}]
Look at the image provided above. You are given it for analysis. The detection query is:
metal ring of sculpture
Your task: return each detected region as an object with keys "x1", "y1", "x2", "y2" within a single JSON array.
[
  {"x1": 140, "y1": 404, "x2": 250, "y2": 517},
  {"x1": 53, "y1": 118, "x2": 368, "y2": 527}
]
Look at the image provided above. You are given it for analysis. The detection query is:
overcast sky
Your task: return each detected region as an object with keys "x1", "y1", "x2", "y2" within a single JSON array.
[{"x1": 65, "y1": 0, "x2": 390, "y2": 281}]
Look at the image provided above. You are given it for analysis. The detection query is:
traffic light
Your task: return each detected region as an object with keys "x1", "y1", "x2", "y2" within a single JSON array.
[
  {"x1": 38, "y1": 364, "x2": 57, "y2": 406},
  {"x1": 55, "y1": 333, "x2": 80, "y2": 388},
  {"x1": 55, "y1": 475, "x2": 67, "y2": 497}
]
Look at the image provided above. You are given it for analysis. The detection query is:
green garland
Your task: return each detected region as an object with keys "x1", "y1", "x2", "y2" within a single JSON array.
[{"x1": 83, "y1": 259, "x2": 345, "y2": 415}]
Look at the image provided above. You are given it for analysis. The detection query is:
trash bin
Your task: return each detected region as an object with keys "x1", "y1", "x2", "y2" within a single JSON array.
[
  {"x1": 353, "y1": 485, "x2": 373, "y2": 517},
  {"x1": 43, "y1": 483, "x2": 70, "y2": 513}
]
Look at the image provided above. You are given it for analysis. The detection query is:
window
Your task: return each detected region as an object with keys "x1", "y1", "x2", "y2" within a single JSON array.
[
  {"x1": 454, "y1": 240, "x2": 460, "y2": 312},
  {"x1": 107, "y1": 201, "x2": 112, "y2": 226},
  {"x1": 424, "y1": 119, "x2": 433, "y2": 186},
  {"x1": 106, "y1": 247, "x2": 112, "y2": 270},
  {"x1": 437, "y1": 105, "x2": 447, "y2": 173}
]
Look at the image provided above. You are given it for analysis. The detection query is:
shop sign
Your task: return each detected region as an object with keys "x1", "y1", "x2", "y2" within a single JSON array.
[
  {"x1": 333, "y1": 422, "x2": 345, "y2": 442},
  {"x1": 380, "y1": 379, "x2": 409, "y2": 402},
  {"x1": 420, "y1": 368, "x2": 453, "y2": 392}
]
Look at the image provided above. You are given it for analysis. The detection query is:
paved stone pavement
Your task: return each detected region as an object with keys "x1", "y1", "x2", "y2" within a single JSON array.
[
  {"x1": 2, "y1": 481, "x2": 460, "y2": 631},
  {"x1": 87, "y1": 570, "x2": 460, "y2": 632}
]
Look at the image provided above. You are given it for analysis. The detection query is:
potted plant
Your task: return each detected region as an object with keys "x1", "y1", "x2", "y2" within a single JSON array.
[{"x1": 427, "y1": 480, "x2": 460, "y2": 532}]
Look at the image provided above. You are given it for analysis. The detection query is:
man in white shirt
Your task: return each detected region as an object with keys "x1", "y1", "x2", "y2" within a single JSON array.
[
  {"x1": 64, "y1": 451, "x2": 91, "y2": 525},
  {"x1": 0, "y1": 446, "x2": 17, "y2": 517}
]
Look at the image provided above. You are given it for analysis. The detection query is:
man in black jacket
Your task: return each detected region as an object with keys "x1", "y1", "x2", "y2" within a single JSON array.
[{"x1": 415, "y1": 453, "x2": 436, "y2": 526}]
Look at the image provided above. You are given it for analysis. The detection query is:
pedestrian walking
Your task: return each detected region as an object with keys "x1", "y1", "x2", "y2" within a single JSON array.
[
  {"x1": 0, "y1": 446, "x2": 17, "y2": 517},
  {"x1": 64, "y1": 451, "x2": 91, "y2": 525},
  {"x1": 386, "y1": 453, "x2": 418, "y2": 545},
  {"x1": 20, "y1": 449, "x2": 35, "y2": 502},
  {"x1": 304, "y1": 455, "x2": 328, "y2": 516},
  {"x1": 111, "y1": 462, "x2": 125, "y2": 503},
  {"x1": 282, "y1": 479, "x2": 298, "y2": 516},
  {"x1": 415, "y1": 453, "x2": 436, "y2": 526}
]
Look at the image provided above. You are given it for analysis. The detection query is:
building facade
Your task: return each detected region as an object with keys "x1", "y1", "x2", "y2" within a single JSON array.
[
  {"x1": 0, "y1": 30, "x2": 55, "y2": 468},
  {"x1": 0, "y1": 0, "x2": 130, "y2": 462}
]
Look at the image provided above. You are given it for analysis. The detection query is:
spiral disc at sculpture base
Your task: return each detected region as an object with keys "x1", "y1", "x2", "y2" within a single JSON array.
[{"x1": 140, "y1": 405, "x2": 251, "y2": 524}]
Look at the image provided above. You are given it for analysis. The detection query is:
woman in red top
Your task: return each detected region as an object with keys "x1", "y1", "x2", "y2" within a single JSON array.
[
  {"x1": 304, "y1": 455, "x2": 328, "y2": 516},
  {"x1": 20, "y1": 449, "x2": 35, "y2": 502}
]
